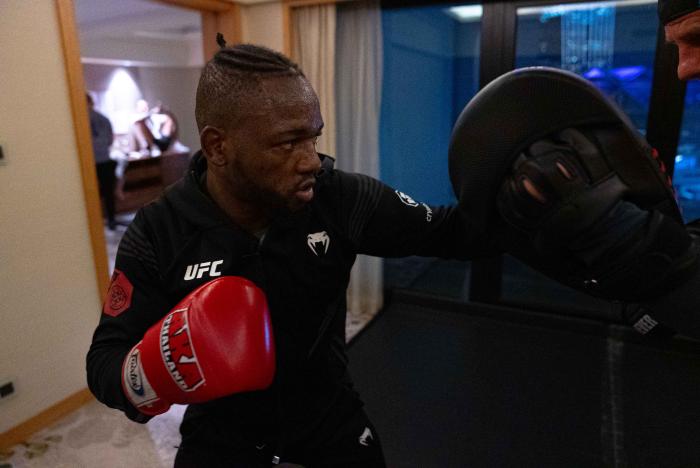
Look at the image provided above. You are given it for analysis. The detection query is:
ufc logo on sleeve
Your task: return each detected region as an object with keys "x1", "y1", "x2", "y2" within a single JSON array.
[{"x1": 184, "y1": 260, "x2": 224, "y2": 280}]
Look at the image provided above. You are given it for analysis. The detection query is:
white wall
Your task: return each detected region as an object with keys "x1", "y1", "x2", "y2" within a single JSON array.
[
  {"x1": 241, "y1": 1, "x2": 285, "y2": 52},
  {"x1": 80, "y1": 36, "x2": 204, "y2": 68},
  {"x1": 0, "y1": 1, "x2": 102, "y2": 433}
]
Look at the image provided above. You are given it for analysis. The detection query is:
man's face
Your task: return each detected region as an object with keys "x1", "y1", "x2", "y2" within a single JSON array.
[
  {"x1": 220, "y1": 75, "x2": 324, "y2": 214},
  {"x1": 665, "y1": 10, "x2": 700, "y2": 80}
]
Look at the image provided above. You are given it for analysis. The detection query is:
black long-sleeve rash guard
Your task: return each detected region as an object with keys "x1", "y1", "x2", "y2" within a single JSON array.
[{"x1": 87, "y1": 151, "x2": 494, "y2": 438}]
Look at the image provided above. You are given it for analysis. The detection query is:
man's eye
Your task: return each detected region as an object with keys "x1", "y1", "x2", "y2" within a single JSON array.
[
  {"x1": 679, "y1": 29, "x2": 700, "y2": 45},
  {"x1": 277, "y1": 135, "x2": 321, "y2": 151}
]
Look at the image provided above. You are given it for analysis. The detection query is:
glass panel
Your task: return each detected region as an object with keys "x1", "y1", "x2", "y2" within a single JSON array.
[
  {"x1": 516, "y1": 1, "x2": 658, "y2": 134},
  {"x1": 381, "y1": 4, "x2": 481, "y2": 300},
  {"x1": 505, "y1": 1, "x2": 659, "y2": 315},
  {"x1": 673, "y1": 80, "x2": 700, "y2": 222}
]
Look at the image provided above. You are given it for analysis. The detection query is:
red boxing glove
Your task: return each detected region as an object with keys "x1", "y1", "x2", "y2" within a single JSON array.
[{"x1": 121, "y1": 276, "x2": 275, "y2": 415}]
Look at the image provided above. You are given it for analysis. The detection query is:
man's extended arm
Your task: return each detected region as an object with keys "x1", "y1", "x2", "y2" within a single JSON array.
[{"x1": 331, "y1": 170, "x2": 497, "y2": 260}]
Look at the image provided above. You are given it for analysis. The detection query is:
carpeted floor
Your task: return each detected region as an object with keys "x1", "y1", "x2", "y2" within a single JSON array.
[{"x1": 1, "y1": 403, "x2": 184, "y2": 468}]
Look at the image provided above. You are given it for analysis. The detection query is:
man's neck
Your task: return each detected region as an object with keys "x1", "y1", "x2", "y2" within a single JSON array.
[{"x1": 205, "y1": 172, "x2": 271, "y2": 235}]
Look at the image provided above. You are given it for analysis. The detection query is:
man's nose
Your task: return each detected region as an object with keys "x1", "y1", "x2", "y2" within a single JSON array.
[
  {"x1": 296, "y1": 140, "x2": 322, "y2": 173},
  {"x1": 677, "y1": 44, "x2": 700, "y2": 81}
]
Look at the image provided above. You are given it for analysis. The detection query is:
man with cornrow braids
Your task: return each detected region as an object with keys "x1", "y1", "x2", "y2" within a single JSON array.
[
  {"x1": 87, "y1": 36, "x2": 499, "y2": 467},
  {"x1": 87, "y1": 19, "x2": 700, "y2": 466}
]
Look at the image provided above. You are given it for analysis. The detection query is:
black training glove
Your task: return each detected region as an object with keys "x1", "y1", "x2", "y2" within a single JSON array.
[
  {"x1": 497, "y1": 128, "x2": 697, "y2": 302},
  {"x1": 621, "y1": 220, "x2": 700, "y2": 340}
]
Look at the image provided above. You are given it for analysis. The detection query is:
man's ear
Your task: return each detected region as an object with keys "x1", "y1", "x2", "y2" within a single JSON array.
[{"x1": 200, "y1": 126, "x2": 229, "y2": 167}]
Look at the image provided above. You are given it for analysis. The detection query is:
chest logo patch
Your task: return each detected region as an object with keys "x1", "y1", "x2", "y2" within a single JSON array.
[
  {"x1": 395, "y1": 190, "x2": 419, "y2": 207},
  {"x1": 359, "y1": 426, "x2": 374, "y2": 446},
  {"x1": 307, "y1": 231, "x2": 330, "y2": 256}
]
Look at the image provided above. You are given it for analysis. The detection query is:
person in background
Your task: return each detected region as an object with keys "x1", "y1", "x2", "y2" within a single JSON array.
[
  {"x1": 129, "y1": 99, "x2": 183, "y2": 157},
  {"x1": 148, "y1": 102, "x2": 179, "y2": 155},
  {"x1": 87, "y1": 93, "x2": 117, "y2": 230},
  {"x1": 128, "y1": 99, "x2": 154, "y2": 157}
]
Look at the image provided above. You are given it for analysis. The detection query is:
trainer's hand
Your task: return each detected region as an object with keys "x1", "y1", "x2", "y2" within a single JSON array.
[
  {"x1": 497, "y1": 128, "x2": 696, "y2": 301},
  {"x1": 121, "y1": 276, "x2": 275, "y2": 415},
  {"x1": 498, "y1": 128, "x2": 645, "y2": 259}
]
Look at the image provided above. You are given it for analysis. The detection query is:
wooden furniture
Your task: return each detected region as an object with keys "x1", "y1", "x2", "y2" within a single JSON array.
[{"x1": 115, "y1": 151, "x2": 190, "y2": 213}]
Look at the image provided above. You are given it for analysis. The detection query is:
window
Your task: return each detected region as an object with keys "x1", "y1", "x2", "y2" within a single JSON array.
[
  {"x1": 673, "y1": 80, "x2": 700, "y2": 222},
  {"x1": 381, "y1": 4, "x2": 482, "y2": 299}
]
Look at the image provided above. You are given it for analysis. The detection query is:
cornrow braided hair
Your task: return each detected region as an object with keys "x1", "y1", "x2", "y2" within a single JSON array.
[{"x1": 195, "y1": 34, "x2": 305, "y2": 131}]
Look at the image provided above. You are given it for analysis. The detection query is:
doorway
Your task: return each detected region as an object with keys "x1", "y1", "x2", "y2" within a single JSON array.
[
  {"x1": 57, "y1": 0, "x2": 239, "y2": 294},
  {"x1": 76, "y1": 0, "x2": 204, "y2": 271}
]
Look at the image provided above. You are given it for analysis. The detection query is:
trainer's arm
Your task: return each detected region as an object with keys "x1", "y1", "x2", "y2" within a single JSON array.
[{"x1": 625, "y1": 220, "x2": 700, "y2": 339}]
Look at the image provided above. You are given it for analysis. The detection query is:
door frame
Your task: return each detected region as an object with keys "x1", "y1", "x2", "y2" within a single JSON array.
[{"x1": 55, "y1": 0, "x2": 240, "y2": 299}]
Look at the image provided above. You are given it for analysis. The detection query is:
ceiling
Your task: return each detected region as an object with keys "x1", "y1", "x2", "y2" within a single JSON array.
[
  {"x1": 76, "y1": 0, "x2": 202, "y2": 37},
  {"x1": 74, "y1": 0, "x2": 204, "y2": 66}
]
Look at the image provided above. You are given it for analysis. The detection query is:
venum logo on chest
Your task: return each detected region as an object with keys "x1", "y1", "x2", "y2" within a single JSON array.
[
  {"x1": 307, "y1": 231, "x2": 330, "y2": 256},
  {"x1": 184, "y1": 260, "x2": 223, "y2": 280}
]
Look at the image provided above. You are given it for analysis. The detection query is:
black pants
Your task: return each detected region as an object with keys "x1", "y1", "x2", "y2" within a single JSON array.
[
  {"x1": 96, "y1": 160, "x2": 117, "y2": 226},
  {"x1": 173, "y1": 407, "x2": 386, "y2": 468}
]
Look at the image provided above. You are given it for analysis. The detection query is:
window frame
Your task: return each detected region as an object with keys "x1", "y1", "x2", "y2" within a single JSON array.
[
  {"x1": 380, "y1": 0, "x2": 688, "y2": 315},
  {"x1": 469, "y1": 0, "x2": 687, "y2": 311}
]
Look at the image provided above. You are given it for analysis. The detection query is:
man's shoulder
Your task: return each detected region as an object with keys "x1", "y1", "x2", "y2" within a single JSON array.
[
  {"x1": 136, "y1": 172, "x2": 225, "y2": 239},
  {"x1": 316, "y1": 155, "x2": 379, "y2": 190},
  {"x1": 119, "y1": 181, "x2": 198, "y2": 266},
  {"x1": 319, "y1": 167, "x2": 382, "y2": 192},
  {"x1": 140, "y1": 178, "x2": 187, "y2": 219}
]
